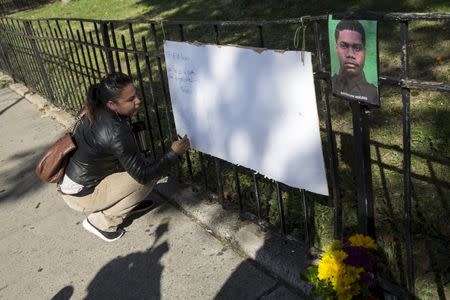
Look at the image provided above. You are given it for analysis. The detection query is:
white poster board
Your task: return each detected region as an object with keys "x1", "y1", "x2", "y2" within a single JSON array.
[{"x1": 164, "y1": 41, "x2": 329, "y2": 196}]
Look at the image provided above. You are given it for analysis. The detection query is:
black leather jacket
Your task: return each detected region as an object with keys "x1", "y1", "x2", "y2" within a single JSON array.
[{"x1": 65, "y1": 107, "x2": 178, "y2": 194}]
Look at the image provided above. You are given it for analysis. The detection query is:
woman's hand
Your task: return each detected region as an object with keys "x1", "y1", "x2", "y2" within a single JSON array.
[{"x1": 171, "y1": 135, "x2": 190, "y2": 155}]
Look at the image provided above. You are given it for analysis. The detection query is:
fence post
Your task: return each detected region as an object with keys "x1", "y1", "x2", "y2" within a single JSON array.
[
  {"x1": 23, "y1": 20, "x2": 54, "y2": 102},
  {"x1": 100, "y1": 22, "x2": 115, "y2": 73},
  {"x1": 400, "y1": 19, "x2": 415, "y2": 298},
  {"x1": 351, "y1": 102, "x2": 375, "y2": 237}
]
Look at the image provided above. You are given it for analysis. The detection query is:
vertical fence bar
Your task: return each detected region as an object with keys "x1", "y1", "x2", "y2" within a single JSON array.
[
  {"x1": 42, "y1": 20, "x2": 72, "y2": 108},
  {"x1": 76, "y1": 30, "x2": 93, "y2": 86},
  {"x1": 199, "y1": 152, "x2": 208, "y2": 190},
  {"x1": 276, "y1": 182, "x2": 287, "y2": 235},
  {"x1": 4, "y1": 20, "x2": 26, "y2": 84},
  {"x1": 80, "y1": 21, "x2": 96, "y2": 82},
  {"x1": 55, "y1": 22, "x2": 85, "y2": 108},
  {"x1": 93, "y1": 22, "x2": 107, "y2": 73},
  {"x1": 178, "y1": 24, "x2": 185, "y2": 41},
  {"x1": 128, "y1": 23, "x2": 157, "y2": 157},
  {"x1": 36, "y1": 20, "x2": 66, "y2": 109},
  {"x1": 117, "y1": 32, "x2": 135, "y2": 124},
  {"x1": 53, "y1": 26, "x2": 82, "y2": 110},
  {"x1": 77, "y1": 21, "x2": 96, "y2": 83},
  {"x1": 142, "y1": 36, "x2": 166, "y2": 156},
  {"x1": 0, "y1": 18, "x2": 15, "y2": 80},
  {"x1": 24, "y1": 20, "x2": 55, "y2": 102},
  {"x1": 313, "y1": 21, "x2": 342, "y2": 239},
  {"x1": 252, "y1": 172, "x2": 262, "y2": 219},
  {"x1": 176, "y1": 24, "x2": 207, "y2": 186},
  {"x1": 0, "y1": 20, "x2": 15, "y2": 80},
  {"x1": 400, "y1": 20, "x2": 415, "y2": 298},
  {"x1": 46, "y1": 21, "x2": 77, "y2": 111},
  {"x1": 215, "y1": 158, "x2": 224, "y2": 205},
  {"x1": 5, "y1": 19, "x2": 28, "y2": 83},
  {"x1": 257, "y1": 25, "x2": 264, "y2": 47},
  {"x1": 110, "y1": 23, "x2": 122, "y2": 73},
  {"x1": 252, "y1": 25, "x2": 265, "y2": 220},
  {"x1": 120, "y1": 35, "x2": 132, "y2": 79},
  {"x1": 88, "y1": 31, "x2": 102, "y2": 79},
  {"x1": 150, "y1": 23, "x2": 174, "y2": 143},
  {"x1": 300, "y1": 189, "x2": 311, "y2": 249},
  {"x1": 232, "y1": 167, "x2": 241, "y2": 210},
  {"x1": 7, "y1": 20, "x2": 31, "y2": 85},
  {"x1": 213, "y1": 24, "x2": 219, "y2": 44},
  {"x1": 150, "y1": 22, "x2": 183, "y2": 178},
  {"x1": 351, "y1": 102, "x2": 375, "y2": 236},
  {"x1": 100, "y1": 22, "x2": 115, "y2": 73},
  {"x1": 0, "y1": 33, "x2": 14, "y2": 79},
  {"x1": 66, "y1": 22, "x2": 89, "y2": 94},
  {"x1": 257, "y1": 24, "x2": 288, "y2": 231},
  {"x1": 66, "y1": 28, "x2": 88, "y2": 96},
  {"x1": 211, "y1": 23, "x2": 224, "y2": 204},
  {"x1": 233, "y1": 165, "x2": 243, "y2": 213},
  {"x1": 9, "y1": 19, "x2": 37, "y2": 90},
  {"x1": 27, "y1": 24, "x2": 51, "y2": 99},
  {"x1": 177, "y1": 23, "x2": 194, "y2": 179}
]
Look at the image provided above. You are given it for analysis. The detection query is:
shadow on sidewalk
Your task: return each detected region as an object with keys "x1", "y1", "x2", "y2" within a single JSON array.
[
  {"x1": 51, "y1": 286, "x2": 74, "y2": 300},
  {"x1": 0, "y1": 145, "x2": 49, "y2": 203},
  {"x1": 214, "y1": 241, "x2": 308, "y2": 300},
  {"x1": 155, "y1": 179, "x2": 310, "y2": 299},
  {"x1": 82, "y1": 223, "x2": 169, "y2": 300},
  {"x1": 0, "y1": 96, "x2": 23, "y2": 116}
]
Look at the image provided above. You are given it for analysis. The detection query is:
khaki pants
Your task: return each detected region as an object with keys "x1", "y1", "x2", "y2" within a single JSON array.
[{"x1": 62, "y1": 172, "x2": 154, "y2": 232}]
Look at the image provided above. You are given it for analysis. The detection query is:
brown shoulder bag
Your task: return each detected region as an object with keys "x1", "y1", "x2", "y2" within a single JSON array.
[{"x1": 35, "y1": 114, "x2": 83, "y2": 183}]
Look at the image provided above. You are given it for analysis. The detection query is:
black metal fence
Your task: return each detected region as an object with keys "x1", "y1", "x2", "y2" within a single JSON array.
[{"x1": 0, "y1": 13, "x2": 449, "y2": 299}]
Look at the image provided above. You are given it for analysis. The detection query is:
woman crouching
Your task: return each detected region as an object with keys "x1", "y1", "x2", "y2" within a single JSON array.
[{"x1": 59, "y1": 72, "x2": 190, "y2": 242}]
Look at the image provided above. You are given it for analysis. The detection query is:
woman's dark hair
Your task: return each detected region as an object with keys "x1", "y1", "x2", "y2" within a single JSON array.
[{"x1": 84, "y1": 72, "x2": 133, "y2": 123}]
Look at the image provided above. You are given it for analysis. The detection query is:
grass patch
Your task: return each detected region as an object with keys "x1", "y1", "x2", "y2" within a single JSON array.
[
  {"x1": 0, "y1": 79, "x2": 11, "y2": 89},
  {"x1": 11, "y1": 0, "x2": 150, "y2": 20},
  {"x1": 11, "y1": 0, "x2": 450, "y2": 20}
]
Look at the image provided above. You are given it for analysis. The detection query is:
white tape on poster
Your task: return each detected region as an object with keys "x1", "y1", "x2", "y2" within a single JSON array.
[{"x1": 164, "y1": 41, "x2": 328, "y2": 196}]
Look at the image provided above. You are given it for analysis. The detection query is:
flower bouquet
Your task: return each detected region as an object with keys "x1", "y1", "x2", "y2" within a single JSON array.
[{"x1": 302, "y1": 234, "x2": 379, "y2": 300}]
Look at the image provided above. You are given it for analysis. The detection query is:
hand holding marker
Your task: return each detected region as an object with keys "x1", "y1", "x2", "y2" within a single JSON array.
[{"x1": 171, "y1": 134, "x2": 190, "y2": 155}]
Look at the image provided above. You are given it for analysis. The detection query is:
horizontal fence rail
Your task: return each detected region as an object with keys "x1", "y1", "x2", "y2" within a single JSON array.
[{"x1": 0, "y1": 13, "x2": 449, "y2": 299}]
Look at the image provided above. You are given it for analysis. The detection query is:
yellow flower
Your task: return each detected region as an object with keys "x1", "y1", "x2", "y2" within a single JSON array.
[
  {"x1": 348, "y1": 234, "x2": 377, "y2": 250},
  {"x1": 333, "y1": 265, "x2": 364, "y2": 300},
  {"x1": 314, "y1": 236, "x2": 375, "y2": 299},
  {"x1": 317, "y1": 249, "x2": 347, "y2": 281}
]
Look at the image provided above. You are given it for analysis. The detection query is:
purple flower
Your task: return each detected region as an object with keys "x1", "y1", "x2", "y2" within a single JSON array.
[
  {"x1": 343, "y1": 245, "x2": 378, "y2": 272},
  {"x1": 360, "y1": 272, "x2": 378, "y2": 288}
]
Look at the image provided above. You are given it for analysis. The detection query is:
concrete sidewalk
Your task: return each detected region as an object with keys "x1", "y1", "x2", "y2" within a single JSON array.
[{"x1": 0, "y1": 86, "x2": 307, "y2": 299}]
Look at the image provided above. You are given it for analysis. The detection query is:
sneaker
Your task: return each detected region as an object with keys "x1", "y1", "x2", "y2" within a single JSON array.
[
  {"x1": 82, "y1": 218, "x2": 124, "y2": 242},
  {"x1": 127, "y1": 200, "x2": 154, "y2": 217}
]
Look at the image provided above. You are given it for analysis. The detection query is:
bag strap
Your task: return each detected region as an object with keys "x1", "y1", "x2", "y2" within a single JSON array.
[{"x1": 70, "y1": 108, "x2": 87, "y2": 134}]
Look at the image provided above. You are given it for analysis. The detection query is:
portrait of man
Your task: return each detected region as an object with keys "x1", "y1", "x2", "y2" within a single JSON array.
[{"x1": 329, "y1": 17, "x2": 379, "y2": 107}]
